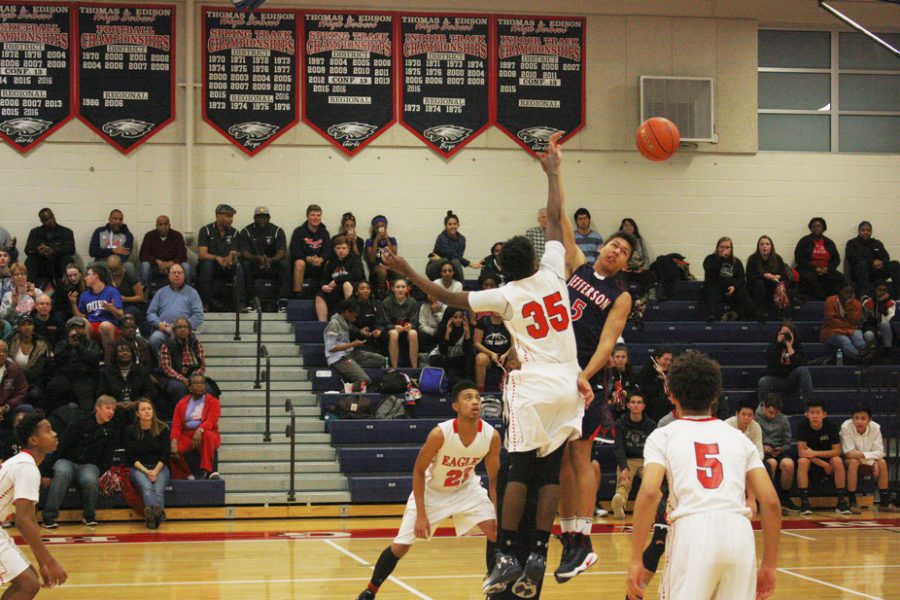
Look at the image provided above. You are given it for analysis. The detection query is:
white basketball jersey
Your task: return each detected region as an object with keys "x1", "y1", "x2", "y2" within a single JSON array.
[
  {"x1": 0, "y1": 451, "x2": 40, "y2": 524},
  {"x1": 643, "y1": 417, "x2": 764, "y2": 522},
  {"x1": 426, "y1": 419, "x2": 495, "y2": 493},
  {"x1": 468, "y1": 241, "x2": 577, "y2": 367}
]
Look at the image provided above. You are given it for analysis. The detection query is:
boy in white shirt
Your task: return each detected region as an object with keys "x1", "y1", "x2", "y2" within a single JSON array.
[{"x1": 840, "y1": 404, "x2": 892, "y2": 514}]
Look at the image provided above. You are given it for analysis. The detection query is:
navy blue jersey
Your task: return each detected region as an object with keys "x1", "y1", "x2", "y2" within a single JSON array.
[{"x1": 567, "y1": 263, "x2": 626, "y2": 368}]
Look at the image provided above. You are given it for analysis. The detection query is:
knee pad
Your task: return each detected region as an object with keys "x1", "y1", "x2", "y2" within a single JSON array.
[
  {"x1": 642, "y1": 523, "x2": 669, "y2": 573},
  {"x1": 534, "y1": 444, "x2": 566, "y2": 488},
  {"x1": 507, "y1": 450, "x2": 538, "y2": 485}
]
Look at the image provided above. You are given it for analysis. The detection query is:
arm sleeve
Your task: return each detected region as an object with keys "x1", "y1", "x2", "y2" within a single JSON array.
[
  {"x1": 468, "y1": 287, "x2": 510, "y2": 318},
  {"x1": 159, "y1": 427, "x2": 171, "y2": 462},
  {"x1": 538, "y1": 240, "x2": 566, "y2": 280},
  {"x1": 88, "y1": 228, "x2": 104, "y2": 259},
  {"x1": 613, "y1": 422, "x2": 628, "y2": 470},
  {"x1": 188, "y1": 289, "x2": 204, "y2": 330},
  {"x1": 642, "y1": 429, "x2": 666, "y2": 467},
  {"x1": 139, "y1": 232, "x2": 153, "y2": 262},
  {"x1": 794, "y1": 238, "x2": 812, "y2": 269},
  {"x1": 197, "y1": 226, "x2": 211, "y2": 250},
  {"x1": 751, "y1": 422, "x2": 765, "y2": 460},
  {"x1": 289, "y1": 229, "x2": 306, "y2": 260},
  {"x1": 458, "y1": 236, "x2": 469, "y2": 267},
  {"x1": 865, "y1": 425, "x2": 886, "y2": 461},
  {"x1": 200, "y1": 397, "x2": 221, "y2": 431},
  {"x1": 173, "y1": 231, "x2": 188, "y2": 264},
  {"x1": 275, "y1": 228, "x2": 287, "y2": 253},
  {"x1": 146, "y1": 292, "x2": 161, "y2": 326},
  {"x1": 827, "y1": 239, "x2": 841, "y2": 270}
]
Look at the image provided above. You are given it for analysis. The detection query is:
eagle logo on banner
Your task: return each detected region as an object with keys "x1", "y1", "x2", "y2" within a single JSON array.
[
  {"x1": 423, "y1": 125, "x2": 473, "y2": 145},
  {"x1": 327, "y1": 122, "x2": 377, "y2": 142},
  {"x1": 228, "y1": 121, "x2": 279, "y2": 143},
  {"x1": 102, "y1": 119, "x2": 155, "y2": 139},
  {"x1": 517, "y1": 126, "x2": 564, "y2": 145},
  {"x1": 0, "y1": 118, "x2": 53, "y2": 141}
]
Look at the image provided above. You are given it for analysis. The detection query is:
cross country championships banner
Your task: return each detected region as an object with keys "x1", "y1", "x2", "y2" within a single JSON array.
[
  {"x1": 0, "y1": 1, "x2": 74, "y2": 153},
  {"x1": 493, "y1": 16, "x2": 585, "y2": 156},
  {"x1": 76, "y1": 3, "x2": 175, "y2": 154},
  {"x1": 398, "y1": 14, "x2": 491, "y2": 158}
]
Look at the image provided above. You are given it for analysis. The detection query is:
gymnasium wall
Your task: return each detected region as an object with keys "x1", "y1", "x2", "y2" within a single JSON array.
[{"x1": 2, "y1": 0, "x2": 899, "y2": 274}]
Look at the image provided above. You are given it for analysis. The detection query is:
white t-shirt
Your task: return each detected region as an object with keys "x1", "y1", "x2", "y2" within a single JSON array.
[
  {"x1": 468, "y1": 241, "x2": 576, "y2": 367},
  {"x1": 0, "y1": 451, "x2": 40, "y2": 523},
  {"x1": 643, "y1": 417, "x2": 764, "y2": 522},
  {"x1": 426, "y1": 418, "x2": 495, "y2": 493},
  {"x1": 840, "y1": 419, "x2": 885, "y2": 466}
]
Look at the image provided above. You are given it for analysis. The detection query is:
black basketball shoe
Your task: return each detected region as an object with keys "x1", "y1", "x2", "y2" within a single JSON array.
[
  {"x1": 554, "y1": 532, "x2": 574, "y2": 583},
  {"x1": 482, "y1": 552, "x2": 523, "y2": 595},
  {"x1": 554, "y1": 533, "x2": 597, "y2": 581},
  {"x1": 511, "y1": 552, "x2": 546, "y2": 599}
]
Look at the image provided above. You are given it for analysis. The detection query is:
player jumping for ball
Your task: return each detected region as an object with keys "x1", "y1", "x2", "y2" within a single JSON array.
[
  {"x1": 356, "y1": 380, "x2": 501, "y2": 599},
  {"x1": 384, "y1": 132, "x2": 591, "y2": 598},
  {"x1": 553, "y1": 137, "x2": 635, "y2": 582},
  {"x1": 626, "y1": 352, "x2": 781, "y2": 600},
  {"x1": 0, "y1": 414, "x2": 68, "y2": 598}
]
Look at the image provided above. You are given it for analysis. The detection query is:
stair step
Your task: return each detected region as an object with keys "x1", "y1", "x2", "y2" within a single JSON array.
[
  {"x1": 198, "y1": 320, "x2": 293, "y2": 335},
  {"x1": 222, "y1": 406, "x2": 320, "y2": 418},
  {"x1": 224, "y1": 490, "x2": 352, "y2": 504},
  {"x1": 200, "y1": 332, "x2": 296, "y2": 343},
  {"x1": 217, "y1": 461, "x2": 339, "y2": 475},
  {"x1": 205, "y1": 366, "x2": 307, "y2": 381},
  {"x1": 205, "y1": 356, "x2": 301, "y2": 367},
  {"x1": 224, "y1": 473, "x2": 348, "y2": 492},
  {"x1": 218, "y1": 445, "x2": 335, "y2": 461},
  {"x1": 222, "y1": 432, "x2": 330, "y2": 444},
  {"x1": 217, "y1": 380, "x2": 313, "y2": 391},
  {"x1": 215, "y1": 392, "x2": 317, "y2": 408},
  {"x1": 203, "y1": 343, "x2": 299, "y2": 358},
  {"x1": 219, "y1": 417, "x2": 324, "y2": 434},
  {"x1": 205, "y1": 312, "x2": 286, "y2": 322}
]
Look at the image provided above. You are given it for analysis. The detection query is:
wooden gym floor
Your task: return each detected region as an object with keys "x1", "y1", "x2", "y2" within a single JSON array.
[{"x1": 11, "y1": 509, "x2": 900, "y2": 599}]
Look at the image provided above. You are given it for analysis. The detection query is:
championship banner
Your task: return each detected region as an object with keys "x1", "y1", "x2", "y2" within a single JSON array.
[
  {"x1": 202, "y1": 8, "x2": 298, "y2": 156},
  {"x1": 76, "y1": 3, "x2": 175, "y2": 154},
  {"x1": 0, "y1": 2, "x2": 74, "y2": 154},
  {"x1": 494, "y1": 16, "x2": 585, "y2": 156},
  {"x1": 399, "y1": 14, "x2": 491, "y2": 158},
  {"x1": 301, "y1": 11, "x2": 395, "y2": 156}
]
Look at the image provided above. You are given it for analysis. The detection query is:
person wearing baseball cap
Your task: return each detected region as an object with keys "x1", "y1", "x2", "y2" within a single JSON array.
[
  {"x1": 238, "y1": 207, "x2": 289, "y2": 309},
  {"x1": 43, "y1": 316, "x2": 102, "y2": 412},
  {"x1": 197, "y1": 205, "x2": 245, "y2": 311}
]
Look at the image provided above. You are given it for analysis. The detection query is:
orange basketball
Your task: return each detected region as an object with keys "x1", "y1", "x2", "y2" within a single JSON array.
[{"x1": 636, "y1": 117, "x2": 680, "y2": 161}]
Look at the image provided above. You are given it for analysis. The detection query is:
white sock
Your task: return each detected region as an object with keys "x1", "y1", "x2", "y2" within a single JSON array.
[
  {"x1": 576, "y1": 517, "x2": 593, "y2": 535},
  {"x1": 560, "y1": 517, "x2": 576, "y2": 533}
]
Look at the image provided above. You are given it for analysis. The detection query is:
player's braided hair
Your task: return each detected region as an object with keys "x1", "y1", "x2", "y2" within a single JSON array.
[
  {"x1": 666, "y1": 350, "x2": 721, "y2": 412},
  {"x1": 498, "y1": 235, "x2": 536, "y2": 282}
]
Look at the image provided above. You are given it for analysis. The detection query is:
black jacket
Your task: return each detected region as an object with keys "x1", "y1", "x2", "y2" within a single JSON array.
[
  {"x1": 289, "y1": 222, "x2": 331, "y2": 262},
  {"x1": 57, "y1": 409, "x2": 126, "y2": 471},
  {"x1": 702, "y1": 254, "x2": 747, "y2": 290},
  {"x1": 746, "y1": 253, "x2": 791, "y2": 285},
  {"x1": 613, "y1": 414, "x2": 657, "y2": 470},
  {"x1": 636, "y1": 361, "x2": 672, "y2": 423},
  {"x1": 24, "y1": 224, "x2": 76, "y2": 261},
  {"x1": 795, "y1": 234, "x2": 840, "y2": 272},
  {"x1": 97, "y1": 363, "x2": 156, "y2": 403},
  {"x1": 845, "y1": 236, "x2": 892, "y2": 269},
  {"x1": 52, "y1": 335, "x2": 102, "y2": 378},
  {"x1": 763, "y1": 341, "x2": 807, "y2": 377}
]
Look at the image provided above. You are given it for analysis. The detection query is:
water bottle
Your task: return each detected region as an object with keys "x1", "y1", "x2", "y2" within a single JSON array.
[
  {"x1": 836, "y1": 349, "x2": 843, "y2": 367},
  {"x1": 383, "y1": 355, "x2": 390, "y2": 369}
]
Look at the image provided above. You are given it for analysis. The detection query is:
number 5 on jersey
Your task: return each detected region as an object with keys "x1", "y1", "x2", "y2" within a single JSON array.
[
  {"x1": 522, "y1": 292, "x2": 570, "y2": 339},
  {"x1": 694, "y1": 442, "x2": 723, "y2": 489}
]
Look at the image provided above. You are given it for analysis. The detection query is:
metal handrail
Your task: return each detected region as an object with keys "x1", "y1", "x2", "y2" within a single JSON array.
[
  {"x1": 253, "y1": 296, "x2": 263, "y2": 388},
  {"x1": 260, "y1": 344, "x2": 271, "y2": 442},
  {"x1": 285, "y1": 398, "x2": 296, "y2": 502},
  {"x1": 232, "y1": 262, "x2": 243, "y2": 341}
]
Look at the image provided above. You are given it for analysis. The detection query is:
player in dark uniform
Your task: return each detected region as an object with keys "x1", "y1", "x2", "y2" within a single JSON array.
[{"x1": 555, "y1": 207, "x2": 634, "y2": 582}]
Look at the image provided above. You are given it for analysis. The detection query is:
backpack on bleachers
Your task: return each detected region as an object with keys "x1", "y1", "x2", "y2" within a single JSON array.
[
  {"x1": 375, "y1": 395, "x2": 407, "y2": 419},
  {"x1": 376, "y1": 370, "x2": 408, "y2": 395},
  {"x1": 333, "y1": 396, "x2": 375, "y2": 419},
  {"x1": 481, "y1": 395, "x2": 503, "y2": 419}
]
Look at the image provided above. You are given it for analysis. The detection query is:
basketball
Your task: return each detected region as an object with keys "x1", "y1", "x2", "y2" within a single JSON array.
[{"x1": 636, "y1": 117, "x2": 680, "y2": 161}]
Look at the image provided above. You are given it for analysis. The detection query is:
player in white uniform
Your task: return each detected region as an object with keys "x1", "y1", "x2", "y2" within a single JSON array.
[
  {"x1": 356, "y1": 380, "x2": 501, "y2": 600},
  {"x1": 0, "y1": 414, "x2": 67, "y2": 597},
  {"x1": 383, "y1": 132, "x2": 592, "y2": 598},
  {"x1": 626, "y1": 351, "x2": 781, "y2": 600}
]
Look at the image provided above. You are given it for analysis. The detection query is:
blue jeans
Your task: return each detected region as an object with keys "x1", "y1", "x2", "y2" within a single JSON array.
[
  {"x1": 824, "y1": 330, "x2": 866, "y2": 360},
  {"x1": 757, "y1": 367, "x2": 814, "y2": 413},
  {"x1": 149, "y1": 329, "x2": 170, "y2": 354},
  {"x1": 43, "y1": 459, "x2": 100, "y2": 522},
  {"x1": 129, "y1": 465, "x2": 170, "y2": 509},
  {"x1": 864, "y1": 321, "x2": 893, "y2": 349}
]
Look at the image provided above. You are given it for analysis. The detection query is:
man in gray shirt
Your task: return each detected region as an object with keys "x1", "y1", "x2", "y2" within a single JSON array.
[
  {"x1": 755, "y1": 393, "x2": 799, "y2": 514},
  {"x1": 325, "y1": 299, "x2": 384, "y2": 392}
]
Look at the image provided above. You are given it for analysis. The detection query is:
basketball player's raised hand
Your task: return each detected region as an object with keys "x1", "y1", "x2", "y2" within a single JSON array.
[
  {"x1": 577, "y1": 373, "x2": 594, "y2": 407},
  {"x1": 538, "y1": 131, "x2": 564, "y2": 175},
  {"x1": 381, "y1": 249, "x2": 412, "y2": 278},
  {"x1": 756, "y1": 565, "x2": 776, "y2": 599}
]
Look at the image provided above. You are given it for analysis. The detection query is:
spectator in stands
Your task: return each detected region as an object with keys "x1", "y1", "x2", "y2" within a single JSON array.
[
  {"x1": 794, "y1": 217, "x2": 844, "y2": 300},
  {"x1": 473, "y1": 312, "x2": 512, "y2": 393},
  {"x1": 158, "y1": 317, "x2": 207, "y2": 411},
  {"x1": 365, "y1": 215, "x2": 398, "y2": 296},
  {"x1": 746, "y1": 235, "x2": 793, "y2": 320},
  {"x1": 107, "y1": 255, "x2": 144, "y2": 322},
  {"x1": 353, "y1": 281, "x2": 386, "y2": 353},
  {"x1": 44, "y1": 317, "x2": 102, "y2": 412},
  {"x1": 845, "y1": 221, "x2": 900, "y2": 298},
  {"x1": 0, "y1": 227, "x2": 16, "y2": 263},
  {"x1": 861, "y1": 282, "x2": 895, "y2": 361},
  {"x1": 197, "y1": 204, "x2": 243, "y2": 311},
  {"x1": 841, "y1": 404, "x2": 891, "y2": 514},
  {"x1": 324, "y1": 299, "x2": 384, "y2": 392},
  {"x1": 97, "y1": 340, "x2": 155, "y2": 409},
  {"x1": 139, "y1": 214, "x2": 190, "y2": 290},
  {"x1": 0, "y1": 249, "x2": 13, "y2": 300},
  {"x1": 337, "y1": 212, "x2": 364, "y2": 258},
  {"x1": 618, "y1": 218, "x2": 657, "y2": 302},
  {"x1": 146, "y1": 264, "x2": 203, "y2": 355},
  {"x1": 238, "y1": 206, "x2": 290, "y2": 305},
  {"x1": 701, "y1": 236, "x2": 759, "y2": 322},
  {"x1": 796, "y1": 399, "x2": 850, "y2": 515},
  {"x1": 637, "y1": 347, "x2": 673, "y2": 422},
  {"x1": 88, "y1": 209, "x2": 135, "y2": 277},
  {"x1": 820, "y1": 283, "x2": 868, "y2": 363},
  {"x1": 316, "y1": 235, "x2": 365, "y2": 322},
  {"x1": 381, "y1": 278, "x2": 419, "y2": 368},
  {"x1": 726, "y1": 398, "x2": 765, "y2": 459},
  {"x1": 432, "y1": 260, "x2": 463, "y2": 309},
  {"x1": 8, "y1": 315, "x2": 49, "y2": 404},
  {"x1": 31, "y1": 293, "x2": 63, "y2": 345},
  {"x1": 24, "y1": 208, "x2": 75, "y2": 289},
  {"x1": 169, "y1": 373, "x2": 221, "y2": 480},
  {"x1": 757, "y1": 321, "x2": 814, "y2": 412},
  {"x1": 425, "y1": 211, "x2": 481, "y2": 283},
  {"x1": 479, "y1": 242, "x2": 504, "y2": 285},
  {"x1": 611, "y1": 390, "x2": 656, "y2": 520},
  {"x1": 73, "y1": 264, "x2": 123, "y2": 359},
  {"x1": 42, "y1": 395, "x2": 126, "y2": 528},
  {"x1": 290, "y1": 204, "x2": 330, "y2": 298},
  {"x1": 431, "y1": 309, "x2": 473, "y2": 385},
  {"x1": 755, "y1": 393, "x2": 800, "y2": 514},
  {"x1": 416, "y1": 294, "x2": 444, "y2": 352},
  {"x1": 524, "y1": 208, "x2": 547, "y2": 261},
  {"x1": 0, "y1": 339, "x2": 29, "y2": 419},
  {"x1": 605, "y1": 343, "x2": 635, "y2": 419},
  {"x1": 0, "y1": 263, "x2": 41, "y2": 323},
  {"x1": 54, "y1": 264, "x2": 84, "y2": 322},
  {"x1": 118, "y1": 315, "x2": 154, "y2": 370},
  {"x1": 573, "y1": 208, "x2": 603, "y2": 263},
  {"x1": 124, "y1": 398, "x2": 170, "y2": 529}
]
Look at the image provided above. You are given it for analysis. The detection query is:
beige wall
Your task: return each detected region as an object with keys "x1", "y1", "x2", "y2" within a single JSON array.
[{"x1": 2, "y1": 0, "x2": 899, "y2": 274}]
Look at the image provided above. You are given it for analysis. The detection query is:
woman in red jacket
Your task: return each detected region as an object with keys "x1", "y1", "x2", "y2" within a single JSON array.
[
  {"x1": 170, "y1": 373, "x2": 221, "y2": 480},
  {"x1": 820, "y1": 284, "x2": 867, "y2": 363}
]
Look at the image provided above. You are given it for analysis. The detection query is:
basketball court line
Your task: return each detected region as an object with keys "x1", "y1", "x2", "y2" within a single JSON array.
[
  {"x1": 776, "y1": 568, "x2": 885, "y2": 600},
  {"x1": 781, "y1": 530, "x2": 816, "y2": 541},
  {"x1": 321, "y1": 538, "x2": 434, "y2": 600}
]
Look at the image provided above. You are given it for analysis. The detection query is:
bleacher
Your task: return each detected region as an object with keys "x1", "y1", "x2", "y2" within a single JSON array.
[{"x1": 289, "y1": 280, "x2": 899, "y2": 504}]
